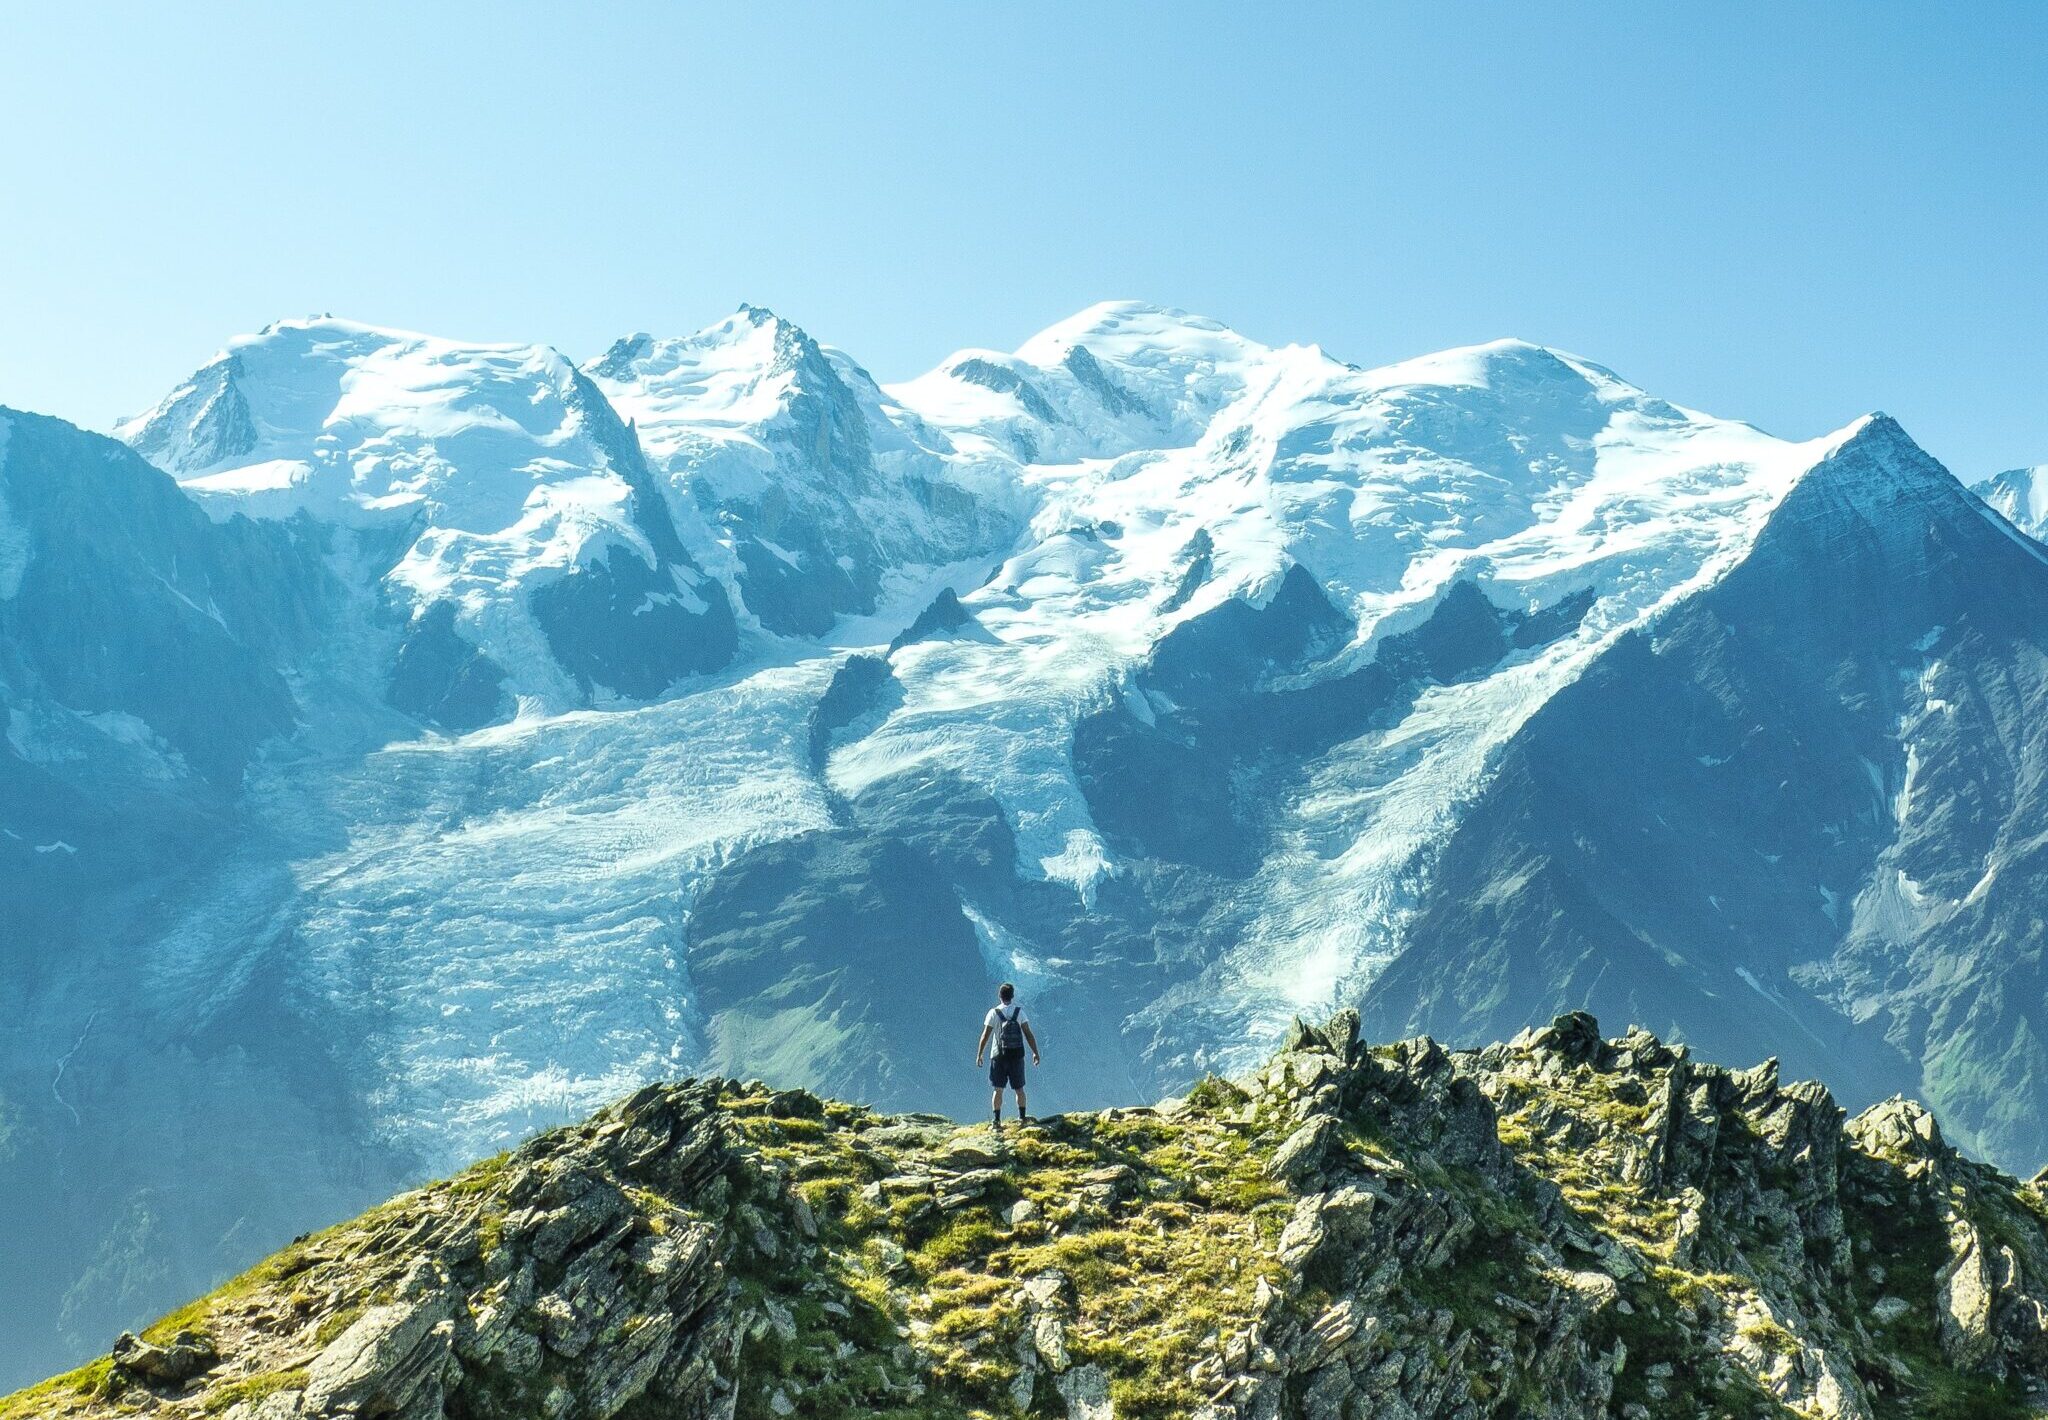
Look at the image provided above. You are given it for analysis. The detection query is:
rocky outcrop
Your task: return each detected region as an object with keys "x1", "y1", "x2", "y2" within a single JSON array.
[{"x1": 13, "y1": 1017, "x2": 2048, "y2": 1419}]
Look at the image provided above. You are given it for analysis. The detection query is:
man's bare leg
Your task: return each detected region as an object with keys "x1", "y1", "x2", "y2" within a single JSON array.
[
  {"x1": 990, "y1": 1087, "x2": 1003, "y2": 1125},
  {"x1": 1014, "y1": 1087, "x2": 1028, "y2": 1122}
]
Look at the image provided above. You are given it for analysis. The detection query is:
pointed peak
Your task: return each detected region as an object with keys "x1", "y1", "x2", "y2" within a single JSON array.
[
  {"x1": 1975, "y1": 464, "x2": 2048, "y2": 539},
  {"x1": 587, "y1": 306, "x2": 820, "y2": 385},
  {"x1": 1805, "y1": 411, "x2": 1929, "y2": 471},
  {"x1": 724, "y1": 303, "x2": 822, "y2": 353},
  {"x1": 1771, "y1": 412, "x2": 1984, "y2": 533},
  {"x1": 588, "y1": 333, "x2": 655, "y2": 381},
  {"x1": 583, "y1": 307, "x2": 870, "y2": 451},
  {"x1": 704, "y1": 304, "x2": 822, "y2": 358},
  {"x1": 1847, "y1": 1094, "x2": 1949, "y2": 1163}
]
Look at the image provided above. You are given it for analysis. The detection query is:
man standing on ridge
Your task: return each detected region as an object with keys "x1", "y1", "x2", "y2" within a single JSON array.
[{"x1": 975, "y1": 982, "x2": 1040, "y2": 1129}]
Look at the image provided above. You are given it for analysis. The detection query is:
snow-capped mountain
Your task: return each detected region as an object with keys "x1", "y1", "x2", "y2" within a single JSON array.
[
  {"x1": 7, "y1": 301, "x2": 2048, "y2": 1387},
  {"x1": 888, "y1": 300, "x2": 1272, "y2": 464},
  {"x1": 1975, "y1": 464, "x2": 2048, "y2": 540},
  {"x1": 1373, "y1": 417, "x2": 2048, "y2": 1151},
  {"x1": 585, "y1": 305, "x2": 1017, "y2": 639},
  {"x1": 118, "y1": 318, "x2": 739, "y2": 721}
]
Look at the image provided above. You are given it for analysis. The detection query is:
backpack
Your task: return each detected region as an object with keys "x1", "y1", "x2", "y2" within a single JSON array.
[{"x1": 995, "y1": 1004, "x2": 1025, "y2": 1054}]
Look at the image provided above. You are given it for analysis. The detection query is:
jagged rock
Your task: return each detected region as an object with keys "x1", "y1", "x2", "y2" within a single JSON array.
[
  {"x1": 1517, "y1": 1010, "x2": 1602, "y2": 1063},
  {"x1": 766, "y1": 1089, "x2": 824, "y2": 1120},
  {"x1": 302, "y1": 1288, "x2": 457, "y2": 1417},
  {"x1": 1056, "y1": 1362, "x2": 1115, "y2": 1419},
  {"x1": 1300, "y1": 1297, "x2": 1361, "y2": 1366},
  {"x1": 1315, "y1": 1009, "x2": 1361, "y2": 1060},
  {"x1": 22, "y1": 1015, "x2": 2048, "y2": 1420},
  {"x1": 1018, "y1": 1270, "x2": 1078, "y2": 1373},
  {"x1": 1670, "y1": 1186, "x2": 1706, "y2": 1264},
  {"x1": 931, "y1": 1137, "x2": 1005, "y2": 1171},
  {"x1": 1939, "y1": 1220, "x2": 1998, "y2": 1368},
  {"x1": 1731, "y1": 1056, "x2": 1780, "y2": 1100},
  {"x1": 1849, "y1": 1095, "x2": 1947, "y2": 1161},
  {"x1": 788, "y1": 1191, "x2": 817, "y2": 1239},
  {"x1": 936, "y1": 1167, "x2": 1006, "y2": 1210},
  {"x1": 1265, "y1": 1048, "x2": 1337, "y2": 1102},
  {"x1": 1032, "y1": 1312, "x2": 1071, "y2": 1373},
  {"x1": 110, "y1": 1328, "x2": 217, "y2": 1384},
  {"x1": 1268, "y1": 1114, "x2": 1340, "y2": 1183}
]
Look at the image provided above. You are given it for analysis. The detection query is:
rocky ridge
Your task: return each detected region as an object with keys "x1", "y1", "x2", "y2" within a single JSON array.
[{"x1": 11, "y1": 1014, "x2": 2048, "y2": 1420}]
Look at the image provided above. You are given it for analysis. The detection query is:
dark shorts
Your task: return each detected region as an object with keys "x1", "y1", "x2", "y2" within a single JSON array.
[{"x1": 989, "y1": 1049, "x2": 1027, "y2": 1090}]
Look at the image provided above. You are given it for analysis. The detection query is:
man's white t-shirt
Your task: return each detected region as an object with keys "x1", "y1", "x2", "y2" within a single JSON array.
[{"x1": 985, "y1": 1003, "x2": 1028, "y2": 1032}]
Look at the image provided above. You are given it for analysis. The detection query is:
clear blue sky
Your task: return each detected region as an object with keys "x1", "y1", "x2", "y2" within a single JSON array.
[{"x1": 2, "y1": 3, "x2": 2043, "y2": 475}]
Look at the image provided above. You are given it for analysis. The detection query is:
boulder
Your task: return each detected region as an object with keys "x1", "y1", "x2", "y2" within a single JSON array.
[
  {"x1": 1268, "y1": 1114, "x2": 1341, "y2": 1184},
  {"x1": 303, "y1": 1284, "x2": 458, "y2": 1418},
  {"x1": 111, "y1": 1329, "x2": 217, "y2": 1384}
]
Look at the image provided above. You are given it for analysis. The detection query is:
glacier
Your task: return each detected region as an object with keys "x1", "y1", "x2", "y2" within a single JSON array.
[{"x1": 5, "y1": 301, "x2": 2048, "y2": 1386}]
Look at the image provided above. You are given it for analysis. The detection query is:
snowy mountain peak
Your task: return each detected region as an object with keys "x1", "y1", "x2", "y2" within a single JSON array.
[
  {"x1": 1347, "y1": 339, "x2": 1668, "y2": 419},
  {"x1": 585, "y1": 308, "x2": 1013, "y2": 639},
  {"x1": 117, "y1": 317, "x2": 737, "y2": 713},
  {"x1": 1012, "y1": 299, "x2": 1265, "y2": 364},
  {"x1": 1790, "y1": 412, "x2": 1957, "y2": 508},
  {"x1": 889, "y1": 302, "x2": 1280, "y2": 462},
  {"x1": 587, "y1": 331, "x2": 656, "y2": 378},
  {"x1": 1976, "y1": 464, "x2": 2048, "y2": 540},
  {"x1": 583, "y1": 304, "x2": 845, "y2": 448},
  {"x1": 119, "y1": 317, "x2": 593, "y2": 505}
]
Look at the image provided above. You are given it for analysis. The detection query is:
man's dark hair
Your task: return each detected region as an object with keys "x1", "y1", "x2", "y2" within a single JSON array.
[{"x1": 999, "y1": 982, "x2": 1015, "y2": 1003}]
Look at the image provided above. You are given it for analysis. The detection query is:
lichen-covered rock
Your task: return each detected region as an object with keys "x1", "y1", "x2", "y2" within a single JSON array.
[
  {"x1": 15, "y1": 1015, "x2": 2048, "y2": 1420},
  {"x1": 110, "y1": 1330, "x2": 216, "y2": 1385},
  {"x1": 301, "y1": 1284, "x2": 456, "y2": 1418},
  {"x1": 1267, "y1": 1114, "x2": 1340, "y2": 1183}
]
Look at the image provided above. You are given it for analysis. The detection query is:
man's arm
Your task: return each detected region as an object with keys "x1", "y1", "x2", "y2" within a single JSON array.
[
  {"x1": 1022, "y1": 1021, "x2": 1040, "y2": 1063},
  {"x1": 975, "y1": 1023, "x2": 993, "y2": 1064}
]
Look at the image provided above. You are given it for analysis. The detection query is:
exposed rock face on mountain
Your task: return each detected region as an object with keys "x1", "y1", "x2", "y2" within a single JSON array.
[
  {"x1": 13, "y1": 1016, "x2": 2048, "y2": 1420},
  {"x1": 0, "y1": 408, "x2": 331, "y2": 786},
  {"x1": 13, "y1": 303, "x2": 2048, "y2": 1392},
  {"x1": 1369, "y1": 417, "x2": 2048, "y2": 1170}
]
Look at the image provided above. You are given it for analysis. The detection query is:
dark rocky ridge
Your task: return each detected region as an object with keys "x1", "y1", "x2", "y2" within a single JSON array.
[
  {"x1": 13, "y1": 1013, "x2": 2048, "y2": 1420},
  {"x1": 1369, "y1": 416, "x2": 2048, "y2": 1171}
]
